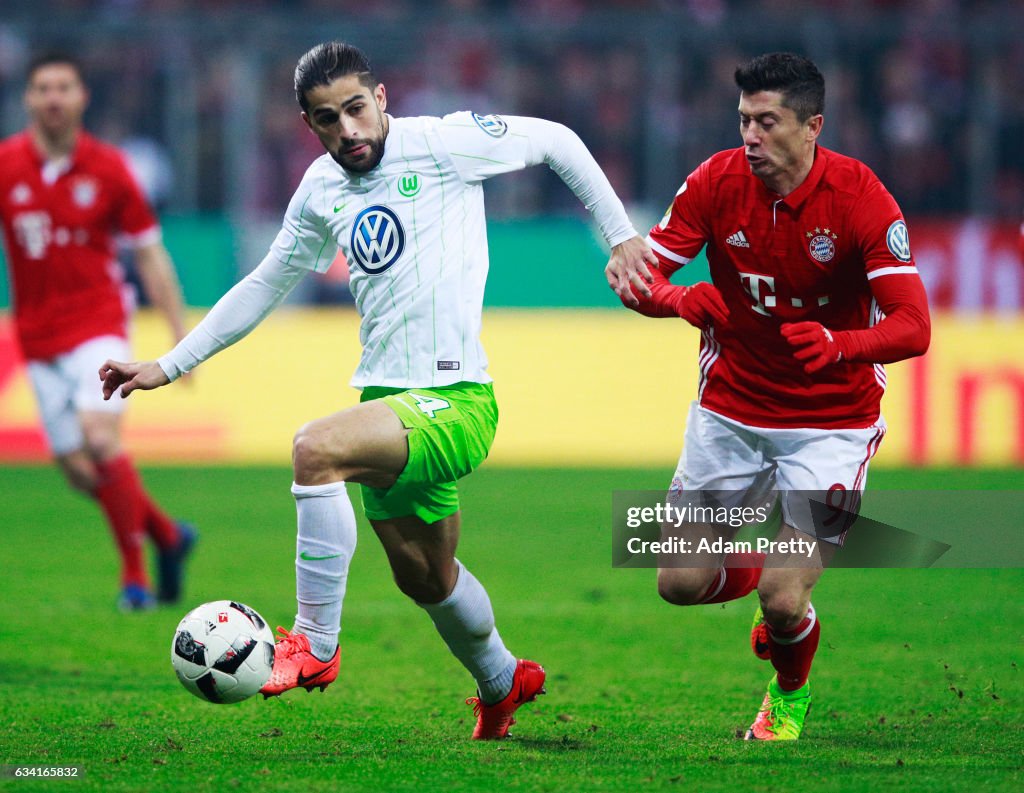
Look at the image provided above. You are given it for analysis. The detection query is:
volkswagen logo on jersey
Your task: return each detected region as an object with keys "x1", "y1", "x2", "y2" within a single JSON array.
[
  {"x1": 350, "y1": 205, "x2": 406, "y2": 275},
  {"x1": 471, "y1": 113, "x2": 508, "y2": 138},
  {"x1": 886, "y1": 219, "x2": 912, "y2": 262}
]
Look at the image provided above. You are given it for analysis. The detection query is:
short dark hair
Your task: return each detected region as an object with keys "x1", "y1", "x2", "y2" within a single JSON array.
[
  {"x1": 294, "y1": 41, "x2": 378, "y2": 111},
  {"x1": 26, "y1": 51, "x2": 85, "y2": 84},
  {"x1": 734, "y1": 52, "x2": 824, "y2": 121}
]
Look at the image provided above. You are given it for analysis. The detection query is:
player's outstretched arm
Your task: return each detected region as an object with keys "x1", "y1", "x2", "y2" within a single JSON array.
[
  {"x1": 605, "y1": 235, "x2": 657, "y2": 308},
  {"x1": 139, "y1": 253, "x2": 309, "y2": 385},
  {"x1": 100, "y1": 360, "x2": 170, "y2": 400},
  {"x1": 465, "y1": 116, "x2": 644, "y2": 286}
]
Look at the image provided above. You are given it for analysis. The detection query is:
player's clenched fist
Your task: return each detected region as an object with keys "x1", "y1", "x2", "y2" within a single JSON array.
[
  {"x1": 781, "y1": 321, "x2": 843, "y2": 374},
  {"x1": 99, "y1": 359, "x2": 170, "y2": 400},
  {"x1": 669, "y1": 282, "x2": 730, "y2": 329}
]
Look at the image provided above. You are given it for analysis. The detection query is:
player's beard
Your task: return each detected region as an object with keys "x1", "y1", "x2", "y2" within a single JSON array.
[
  {"x1": 333, "y1": 117, "x2": 386, "y2": 174},
  {"x1": 36, "y1": 105, "x2": 77, "y2": 141}
]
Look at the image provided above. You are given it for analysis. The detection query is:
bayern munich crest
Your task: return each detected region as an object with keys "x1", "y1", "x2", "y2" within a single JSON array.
[
  {"x1": 350, "y1": 204, "x2": 405, "y2": 275},
  {"x1": 72, "y1": 177, "x2": 98, "y2": 208},
  {"x1": 806, "y1": 227, "x2": 838, "y2": 263}
]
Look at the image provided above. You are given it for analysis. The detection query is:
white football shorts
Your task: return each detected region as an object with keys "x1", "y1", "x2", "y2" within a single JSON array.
[
  {"x1": 669, "y1": 402, "x2": 886, "y2": 543},
  {"x1": 26, "y1": 335, "x2": 130, "y2": 456}
]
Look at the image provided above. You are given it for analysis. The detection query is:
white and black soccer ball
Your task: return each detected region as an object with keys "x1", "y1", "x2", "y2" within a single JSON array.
[{"x1": 171, "y1": 600, "x2": 275, "y2": 704}]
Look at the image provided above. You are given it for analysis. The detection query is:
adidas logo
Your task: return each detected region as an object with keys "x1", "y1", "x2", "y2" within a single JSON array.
[{"x1": 726, "y1": 230, "x2": 750, "y2": 248}]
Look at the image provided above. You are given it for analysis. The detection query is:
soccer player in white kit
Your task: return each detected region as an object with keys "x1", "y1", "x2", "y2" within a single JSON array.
[{"x1": 100, "y1": 41, "x2": 655, "y2": 739}]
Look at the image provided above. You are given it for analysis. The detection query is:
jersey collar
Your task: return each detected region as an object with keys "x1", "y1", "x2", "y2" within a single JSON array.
[
  {"x1": 22, "y1": 128, "x2": 92, "y2": 172},
  {"x1": 758, "y1": 144, "x2": 827, "y2": 209}
]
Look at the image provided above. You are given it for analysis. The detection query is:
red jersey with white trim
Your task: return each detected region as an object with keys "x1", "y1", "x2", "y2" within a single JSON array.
[
  {"x1": 648, "y1": 145, "x2": 917, "y2": 429},
  {"x1": 0, "y1": 130, "x2": 160, "y2": 360}
]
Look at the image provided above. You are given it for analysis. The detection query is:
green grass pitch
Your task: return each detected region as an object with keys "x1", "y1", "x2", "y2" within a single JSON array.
[{"x1": 0, "y1": 466, "x2": 1021, "y2": 792}]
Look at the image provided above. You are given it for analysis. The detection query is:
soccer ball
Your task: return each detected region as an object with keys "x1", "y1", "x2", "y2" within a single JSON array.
[{"x1": 170, "y1": 600, "x2": 276, "y2": 704}]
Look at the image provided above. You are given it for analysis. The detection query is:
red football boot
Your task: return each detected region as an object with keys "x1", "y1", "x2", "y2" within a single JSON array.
[
  {"x1": 465, "y1": 659, "x2": 546, "y2": 740},
  {"x1": 260, "y1": 627, "x2": 340, "y2": 698}
]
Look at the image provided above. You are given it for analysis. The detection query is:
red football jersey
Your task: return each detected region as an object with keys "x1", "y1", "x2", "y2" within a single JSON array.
[
  {"x1": 648, "y1": 146, "x2": 918, "y2": 429},
  {"x1": 0, "y1": 130, "x2": 159, "y2": 360}
]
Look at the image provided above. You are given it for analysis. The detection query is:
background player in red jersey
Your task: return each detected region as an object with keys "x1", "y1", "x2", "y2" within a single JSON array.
[
  {"x1": 0, "y1": 53, "x2": 195, "y2": 611},
  {"x1": 614, "y1": 53, "x2": 930, "y2": 740}
]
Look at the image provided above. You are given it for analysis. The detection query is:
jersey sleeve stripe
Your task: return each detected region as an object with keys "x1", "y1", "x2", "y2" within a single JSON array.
[
  {"x1": 866, "y1": 265, "x2": 918, "y2": 280},
  {"x1": 646, "y1": 235, "x2": 692, "y2": 265},
  {"x1": 117, "y1": 225, "x2": 162, "y2": 248}
]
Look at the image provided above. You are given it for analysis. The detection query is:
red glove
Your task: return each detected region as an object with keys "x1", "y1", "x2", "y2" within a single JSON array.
[
  {"x1": 668, "y1": 282, "x2": 730, "y2": 329},
  {"x1": 781, "y1": 321, "x2": 843, "y2": 373}
]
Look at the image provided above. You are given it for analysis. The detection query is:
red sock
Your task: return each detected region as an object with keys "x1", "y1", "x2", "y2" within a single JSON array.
[
  {"x1": 139, "y1": 489, "x2": 180, "y2": 550},
  {"x1": 93, "y1": 455, "x2": 148, "y2": 587},
  {"x1": 98, "y1": 455, "x2": 179, "y2": 550},
  {"x1": 767, "y1": 604, "x2": 821, "y2": 691},
  {"x1": 698, "y1": 552, "x2": 766, "y2": 604}
]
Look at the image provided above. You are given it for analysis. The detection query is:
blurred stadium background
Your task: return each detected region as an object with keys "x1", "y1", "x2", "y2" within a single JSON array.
[
  {"x1": 0, "y1": 0, "x2": 1022, "y2": 469},
  {"x1": 1, "y1": 4, "x2": 1022, "y2": 791}
]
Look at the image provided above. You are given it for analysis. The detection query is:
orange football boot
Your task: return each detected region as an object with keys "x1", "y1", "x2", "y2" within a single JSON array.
[
  {"x1": 751, "y1": 606, "x2": 771, "y2": 660},
  {"x1": 260, "y1": 627, "x2": 340, "y2": 698},
  {"x1": 465, "y1": 659, "x2": 546, "y2": 739}
]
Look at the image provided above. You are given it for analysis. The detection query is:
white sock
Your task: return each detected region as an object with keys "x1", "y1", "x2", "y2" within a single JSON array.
[
  {"x1": 418, "y1": 560, "x2": 517, "y2": 704},
  {"x1": 291, "y1": 481, "x2": 357, "y2": 661}
]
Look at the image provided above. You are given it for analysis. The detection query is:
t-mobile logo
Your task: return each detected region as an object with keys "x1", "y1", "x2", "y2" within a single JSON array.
[
  {"x1": 13, "y1": 211, "x2": 51, "y2": 260},
  {"x1": 738, "y1": 272, "x2": 831, "y2": 316},
  {"x1": 739, "y1": 272, "x2": 776, "y2": 316}
]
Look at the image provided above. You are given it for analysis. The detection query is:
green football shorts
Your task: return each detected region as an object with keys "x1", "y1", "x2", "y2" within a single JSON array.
[{"x1": 358, "y1": 381, "x2": 498, "y2": 524}]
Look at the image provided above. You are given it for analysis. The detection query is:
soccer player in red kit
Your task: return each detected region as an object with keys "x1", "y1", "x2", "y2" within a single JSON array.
[
  {"x1": 0, "y1": 53, "x2": 195, "y2": 610},
  {"x1": 613, "y1": 53, "x2": 930, "y2": 740}
]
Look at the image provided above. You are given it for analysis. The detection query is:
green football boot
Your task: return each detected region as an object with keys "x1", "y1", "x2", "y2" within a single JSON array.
[{"x1": 744, "y1": 676, "x2": 811, "y2": 741}]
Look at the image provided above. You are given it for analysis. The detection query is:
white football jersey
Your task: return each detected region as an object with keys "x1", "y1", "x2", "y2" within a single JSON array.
[{"x1": 268, "y1": 112, "x2": 636, "y2": 388}]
